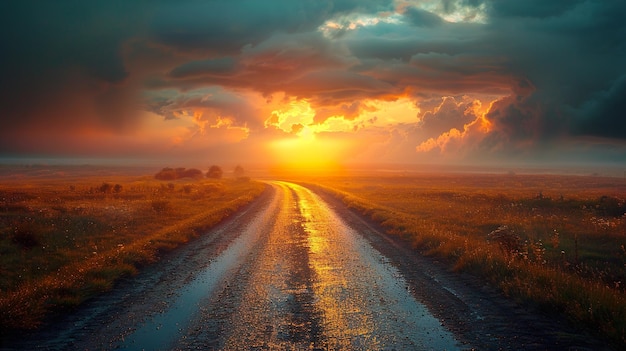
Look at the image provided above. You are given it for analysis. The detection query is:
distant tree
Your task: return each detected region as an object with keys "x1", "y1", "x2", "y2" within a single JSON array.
[
  {"x1": 99, "y1": 182, "x2": 112, "y2": 193},
  {"x1": 156, "y1": 167, "x2": 206, "y2": 180},
  {"x1": 207, "y1": 165, "x2": 223, "y2": 179},
  {"x1": 155, "y1": 167, "x2": 177, "y2": 180},
  {"x1": 233, "y1": 165, "x2": 245, "y2": 179},
  {"x1": 113, "y1": 184, "x2": 123, "y2": 193},
  {"x1": 174, "y1": 167, "x2": 186, "y2": 179},
  {"x1": 182, "y1": 168, "x2": 204, "y2": 179}
]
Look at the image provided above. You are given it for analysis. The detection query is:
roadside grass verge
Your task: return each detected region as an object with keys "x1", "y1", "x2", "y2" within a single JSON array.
[
  {"x1": 0, "y1": 176, "x2": 265, "y2": 332},
  {"x1": 305, "y1": 173, "x2": 626, "y2": 348}
]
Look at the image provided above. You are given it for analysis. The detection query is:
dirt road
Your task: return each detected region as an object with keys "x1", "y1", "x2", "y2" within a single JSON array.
[{"x1": 2, "y1": 182, "x2": 609, "y2": 350}]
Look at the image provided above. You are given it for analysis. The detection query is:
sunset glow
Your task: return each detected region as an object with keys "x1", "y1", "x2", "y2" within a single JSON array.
[
  {"x1": 0, "y1": 1, "x2": 624, "y2": 168},
  {"x1": 269, "y1": 135, "x2": 348, "y2": 172}
]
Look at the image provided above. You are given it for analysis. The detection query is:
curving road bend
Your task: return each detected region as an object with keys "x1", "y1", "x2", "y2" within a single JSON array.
[{"x1": 3, "y1": 181, "x2": 608, "y2": 350}]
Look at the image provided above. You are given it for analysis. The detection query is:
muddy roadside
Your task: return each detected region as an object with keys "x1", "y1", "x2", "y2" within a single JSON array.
[{"x1": 307, "y1": 184, "x2": 613, "y2": 351}]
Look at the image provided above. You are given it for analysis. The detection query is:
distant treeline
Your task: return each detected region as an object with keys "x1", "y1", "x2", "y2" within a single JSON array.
[
  {"x1": 155, "y1": 165, "x2": 244, "y2": 180},
  {"x1": 154, "y1": 167, "x2": 205, "y2": 180}
]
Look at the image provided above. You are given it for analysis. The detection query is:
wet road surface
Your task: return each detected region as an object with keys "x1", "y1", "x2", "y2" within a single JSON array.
[
  {"x1": 178, "y1": 182, "x2": 460, "y2": 350},
  {"x1": 3, "y1": 182, "x2": 461, "y2": 350},
  {"x1": 3, "y1": 182, "x2": 611, "y2": 350}
]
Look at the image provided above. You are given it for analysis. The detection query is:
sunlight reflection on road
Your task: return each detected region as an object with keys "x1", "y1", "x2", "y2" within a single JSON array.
[
  {"x1": 111, "y1": 181, "x2": 461, "y2": 350},
  {"x1": 293, "y1": 182, "x2": 461, "y2": 350}
]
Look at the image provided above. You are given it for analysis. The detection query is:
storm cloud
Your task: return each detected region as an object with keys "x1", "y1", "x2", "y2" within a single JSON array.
[{"x1": 0, "y1": 0, "x2": 624, "y2": 165}]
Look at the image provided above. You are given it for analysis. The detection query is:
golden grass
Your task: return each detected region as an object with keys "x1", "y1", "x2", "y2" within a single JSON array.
[
  {"x1": 301, "y1": 172, "x2": 626, "y2": 347},
  {"x1": 0, "y1": 175, "x2": 265, "y2": 331}
]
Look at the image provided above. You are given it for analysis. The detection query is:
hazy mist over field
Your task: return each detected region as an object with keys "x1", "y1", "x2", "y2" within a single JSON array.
[{"x1": 0, "y1": 1, "x2": 625, "y2": 169}]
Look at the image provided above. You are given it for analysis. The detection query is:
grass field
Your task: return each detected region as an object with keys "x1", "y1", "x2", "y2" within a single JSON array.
[
  {"x1": 2, "y1": 167, "x2": 625, "y2": 347},
  {"x1": 300, "y1": 172, "x2": 626, "y2": 347},
  {"x1": 0, "y1": 172, "x2": 265, "y2": 331}
]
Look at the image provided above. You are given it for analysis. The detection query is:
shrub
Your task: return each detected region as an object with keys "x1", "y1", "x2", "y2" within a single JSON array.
[
  {"x1": 99, "y1": 183, "x2": 112, "y2": 193},
  {"x1": 155, "y1": 168, "x2": 177, "y2": 180},
  {"x1": 207, "y1": 165, "x2": 223, "y2": 179},
  {"x1": 487, "y1": 225, "x2": 521, "y2": 254},
  {"x1": 596, "y1": 196, "x2": 626, "y2": 217},
  {"x1": 174, "y1": 168, "x2": 186, "y2": 177},
  {"x1": 155, "y1": 167, "x2": 205, "y2": 180},
  {"x1": 181, "y1": 168, "x2": 203, "y2": 179}
]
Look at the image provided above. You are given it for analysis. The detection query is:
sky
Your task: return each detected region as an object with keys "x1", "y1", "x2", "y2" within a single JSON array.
[{"x1": 1, "y1": 0, "x2": 625, "y2": 169}]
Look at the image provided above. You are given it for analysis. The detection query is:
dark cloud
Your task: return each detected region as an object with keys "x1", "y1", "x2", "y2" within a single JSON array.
[
  {"x1": 477, "y1": 0, "x2": 626, "y2": 147},
  {"x1": 0, "y1": 0, "x2": 390, "y2": 134},
  {"x1": 149, "y1": 0, "x2": 392, "y2": 53},
  {"x1": 0, "y1": 0, "x2": 148, "y2": 135},
  {"x1": 487, "y1": 0, "x2": 585, "y2": 18},
  {"x1": 1, "y1": 0, "x2": 625, "y2": 165},
  {"x1": 240, "y1": 32, "x2": 353, "y2": 72},
  {"x1": 0, "y1": 1, "x2": 139, "y2": 83},
  {"x1": 347, "y1": 36, "x2": 463, "y2": 62},
  {"x1": 169, "y1": 58, "x2": 238, "y2": 79},
  {"x1": 149, "y1": 1, "x2": 314, "y2": 53},
  {"x1": 402, "y1": 7, "x2": 443, "y2": 27},
  {"x1": 366, "y1": 60, "x2": 511, "y2": 97},
  {"x1": 145, "y1": 88, "x2": 261, "y2": 129},
  {"x1": 285, "y1": 70, "x2": 396, "y2": 105},
  {"x1": 576, "y1": 75, "x2": 626, "y2": 139},
  {"x1": 146, "y1": 31, "x2": 357, "y2": 99},
  {"x1": 410, "y1": 52, "x2": 504, "y2": 76}
]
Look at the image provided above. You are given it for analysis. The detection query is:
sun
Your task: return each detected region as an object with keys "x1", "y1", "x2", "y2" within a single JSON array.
[
  {"x1": 264, "y1": 97, "x2": 355, "y2": 173},
  {"x1": 269, "y1": 129, "x2": 346, "y2": 173}
]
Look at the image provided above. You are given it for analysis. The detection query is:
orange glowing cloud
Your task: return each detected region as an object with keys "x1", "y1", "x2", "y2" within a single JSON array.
[
  {"x1": 416, "y1": 96, "x2": 496, "y2": 156},
  {"x1": 265, "y1": 98, "x2": 316, "y2": 135},
  {"x1": 416, "y1": 128, "x2": 463, "y2": 153}
]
